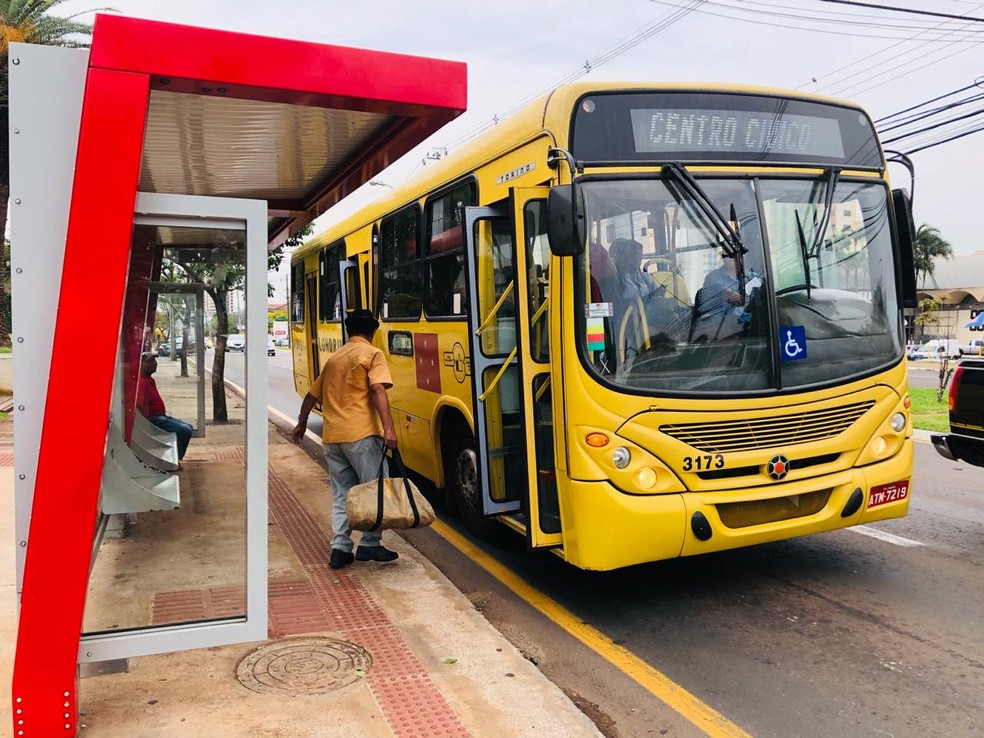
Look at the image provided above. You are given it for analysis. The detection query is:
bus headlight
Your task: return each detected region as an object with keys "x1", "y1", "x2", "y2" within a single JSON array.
[
  {"x1": 634, "y1": 467, "x2": 658, "y2": 489},
  {"x1": 891, "y1": 412, "x2": 906, "y2": 432},
  {"x1": 612, "y1": 447, "x2": 631, "y2": 469},
  {"x1": 870, "y1": 436, "x2": 889, "y2": 457}
]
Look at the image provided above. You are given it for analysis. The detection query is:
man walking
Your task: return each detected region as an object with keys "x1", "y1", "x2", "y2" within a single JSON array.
[
  {"x1": 136, "y1": 352, "x2": 194, "y2": 470},
  {"x1": 291, "y1": 309, "x2": 400, "y2": 568}
]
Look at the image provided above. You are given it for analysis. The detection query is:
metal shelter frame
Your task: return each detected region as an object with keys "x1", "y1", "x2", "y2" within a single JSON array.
[{"x1": 9, "y1": 15, "x2": 465, "y2": 735}]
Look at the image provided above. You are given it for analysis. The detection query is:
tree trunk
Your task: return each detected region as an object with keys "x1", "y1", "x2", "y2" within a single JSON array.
[{"x1": 212, "y1": 294, "x2": 229, "y2": 422}]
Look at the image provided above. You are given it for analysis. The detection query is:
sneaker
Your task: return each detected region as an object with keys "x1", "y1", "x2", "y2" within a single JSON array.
[
  {"x1": 355, "y1": 545, "x2": 399, "y2": 563},
  {"x1": 329, "y1": 549, "x2": 355, "y2": 569}
]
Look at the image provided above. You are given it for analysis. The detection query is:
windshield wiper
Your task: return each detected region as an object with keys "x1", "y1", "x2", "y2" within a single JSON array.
[
  {"x1": 809, "y1": 167, "x2": 840, "y2": 259},
  {"x1": 662, "y1": 163, "x2": 743, "y2": 257},
  {"x1": 795, "y1": 209, "x2": 813, "y2": 301}
]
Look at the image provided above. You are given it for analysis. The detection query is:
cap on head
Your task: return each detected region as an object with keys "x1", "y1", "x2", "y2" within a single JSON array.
[
  {"x1": 344, "y1": 309, "x2": 380, "y2": 335},
  {"x1": 140, "y1": 351, "x2": 156, "y2": 362}
]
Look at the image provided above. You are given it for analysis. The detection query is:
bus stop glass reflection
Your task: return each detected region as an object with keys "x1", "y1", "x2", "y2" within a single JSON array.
[{"x1": 83, "y1": 224, "x2": 248, "y2": 636}]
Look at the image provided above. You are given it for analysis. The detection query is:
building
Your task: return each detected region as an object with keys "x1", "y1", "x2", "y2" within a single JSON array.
[{"x1": 914, "y1": 251, "x2": 984, "y2": 344}]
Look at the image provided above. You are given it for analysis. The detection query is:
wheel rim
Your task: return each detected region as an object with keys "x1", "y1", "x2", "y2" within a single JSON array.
[{"x1": 456, "y1": 447, "x2": 480, "y2": 512}]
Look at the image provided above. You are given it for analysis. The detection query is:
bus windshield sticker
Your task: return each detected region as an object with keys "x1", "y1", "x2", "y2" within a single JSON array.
[
  {"x1": 780, "y1": 326, "x2": 808, "y2": 362},
  {"x1": 586, "y1": 318, "x2": 605, "y2": 351},
  {"x1": 586, "y1": 302, "x2": 614, "y2": 319}
]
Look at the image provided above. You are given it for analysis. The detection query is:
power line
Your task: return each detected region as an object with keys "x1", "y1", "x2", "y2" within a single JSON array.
[
  {"x1": 436, "y1": 0, "x2": 706, "y2": 153},
  {"x1": 875, "y1": 79, "x2": 984, "y2": 122},
  {"x1": 818, "y1": 0, "x2": 984, "y2": 23},
  {"x1": 903, "y1": 124, "x2": 984, "y2": 154}
]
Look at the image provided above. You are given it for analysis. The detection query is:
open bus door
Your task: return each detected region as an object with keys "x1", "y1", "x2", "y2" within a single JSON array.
[{"x1": 464, "y1": 189, "x2": 562, "y2": 548}]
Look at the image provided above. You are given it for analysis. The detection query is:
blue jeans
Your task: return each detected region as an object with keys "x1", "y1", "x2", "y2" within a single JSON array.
[
  {"x1": 148, "y1": 415, "x2": 193, "y2": 460},
  {"x1": 323, "y1": 436, "x2": 388, "y2": 553}
]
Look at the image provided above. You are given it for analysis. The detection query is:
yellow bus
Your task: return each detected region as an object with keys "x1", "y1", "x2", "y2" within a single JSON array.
[{"x1": 291, "y1": 82, "x2": 918, "y2": 571}]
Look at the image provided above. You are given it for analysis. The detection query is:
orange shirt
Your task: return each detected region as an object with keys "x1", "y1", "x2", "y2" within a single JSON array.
[{"x1": 309, "y1": 336, "x2": 393, "y2": 444}]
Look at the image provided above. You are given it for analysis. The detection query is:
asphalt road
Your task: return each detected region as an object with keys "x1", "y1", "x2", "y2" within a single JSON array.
[{"x1": 222, "y1": 352, "x2": 984, "y2": 737}]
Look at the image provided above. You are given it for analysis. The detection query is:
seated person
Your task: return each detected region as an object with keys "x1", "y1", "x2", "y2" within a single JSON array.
[
  {"x1": 136, "y1": 352, "x2": 193, "y2": 469},
  {"x1": 701, "y1": 253, "x2": 743, "y2": 317},
  {"x1": 609, "y1": 238, "x2": 666, "y2": 361}
]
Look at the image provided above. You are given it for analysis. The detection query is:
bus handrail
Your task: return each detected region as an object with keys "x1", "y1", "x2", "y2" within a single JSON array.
[
  {"x1": 531, "y1": 297, "x2": 548, "y2": 326},
  {"x1": 478, "y1": 346, "x2": 518, "y2": 402},
  {"x1": 535, "y1": 374, "x2": 551, "y2": 402},
  {"x1": 475, "y1": 281, "x2": 515, "y2": 336}
]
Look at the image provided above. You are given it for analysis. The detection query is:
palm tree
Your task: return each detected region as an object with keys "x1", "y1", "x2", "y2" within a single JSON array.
[
  {"x1": 1, "y1": 0, "x2": 97, "y2": 345},
  {"x1": 913, "y1": 223, "x2": 954, "y2": 288}
]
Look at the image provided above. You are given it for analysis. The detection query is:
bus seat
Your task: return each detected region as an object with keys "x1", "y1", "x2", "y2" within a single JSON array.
[{"x1": 102, "y1": 420, "x2": 180, "y2": 514}]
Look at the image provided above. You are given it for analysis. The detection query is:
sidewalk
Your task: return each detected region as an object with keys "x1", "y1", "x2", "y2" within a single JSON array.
[{"x1": 0, "y1": 360, "x2": 602, "y2": 737}]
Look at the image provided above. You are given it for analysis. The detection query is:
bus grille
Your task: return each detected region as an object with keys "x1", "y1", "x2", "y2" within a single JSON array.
[{"x1": 659, "y1": 401, "x2": 876, "y2": 453}]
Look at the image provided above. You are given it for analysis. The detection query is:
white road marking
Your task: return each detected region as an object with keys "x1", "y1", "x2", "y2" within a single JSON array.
[{"x1": 849, "y1": 525, "x2": 925, "y2": 548}]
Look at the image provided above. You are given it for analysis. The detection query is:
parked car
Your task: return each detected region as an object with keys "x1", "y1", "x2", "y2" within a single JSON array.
[
  {"x1": 959, "y1": 338, "x2": 984, "y2": 356},
  {"x1": 267, "y1": 337, "x2": 276, "y2": 356},
  {"x1": 225, "y1": 334, "x2": 245, "y2": 352},
  {"x1": 156, "y1": 338, "x2": 188, "y2": 358},
  {"x1": 932, "y1": 358, "x2": 984, "y2": 467},
  {"x1": 908, "y1": 339, "x2": 960, "y2": 360}
]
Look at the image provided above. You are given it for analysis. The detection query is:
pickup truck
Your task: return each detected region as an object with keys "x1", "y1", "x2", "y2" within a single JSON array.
[
  {"x1": 959, "y1": 338, "x2": 984, "y2": 356},
  {"x1": 932, "y1": 358, "x2": 984, "y2": 467}
]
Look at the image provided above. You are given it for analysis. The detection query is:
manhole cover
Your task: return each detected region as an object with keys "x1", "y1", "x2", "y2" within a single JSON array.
[{"x1": 236, "y1": 636, "x2": 372, "y2": 696}]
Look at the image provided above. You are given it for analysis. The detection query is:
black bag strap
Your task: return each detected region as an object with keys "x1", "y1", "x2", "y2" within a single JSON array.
[{"x1": 368, "y1": 445, "x2": 421, "y2": 531}]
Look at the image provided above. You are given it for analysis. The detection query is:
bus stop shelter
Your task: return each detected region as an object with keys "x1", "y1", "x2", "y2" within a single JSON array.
[{"x1": 8, "y1": 15, "x2": 465, "y2": 735}]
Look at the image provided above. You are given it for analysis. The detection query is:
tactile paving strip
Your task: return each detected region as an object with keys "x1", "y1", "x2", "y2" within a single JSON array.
[{"x1": 267, "y1": 463, "x2": 471, "y2": 737}]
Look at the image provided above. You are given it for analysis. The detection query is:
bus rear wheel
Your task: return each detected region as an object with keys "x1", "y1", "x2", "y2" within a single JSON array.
[{"x1": 453, "y1": 435, "x2": 495, "y2": 538}]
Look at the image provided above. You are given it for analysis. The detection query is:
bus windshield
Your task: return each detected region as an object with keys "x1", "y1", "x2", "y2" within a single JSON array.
[{"x1": 578, "y1": 175, "x2": 902, "y2": 394}]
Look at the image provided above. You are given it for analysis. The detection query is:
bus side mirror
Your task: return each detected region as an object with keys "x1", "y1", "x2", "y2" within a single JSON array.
[
  {"x1": 547, "y1": 185, "x2": 585, "y2": 257},
  {"x1": 893, "y1": 188, "x2": 917, "y2": 309}
]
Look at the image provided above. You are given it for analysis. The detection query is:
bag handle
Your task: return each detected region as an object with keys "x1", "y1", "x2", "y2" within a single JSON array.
[{"x1": 367, "y1": 444, "x2": 422, "y2": 532}]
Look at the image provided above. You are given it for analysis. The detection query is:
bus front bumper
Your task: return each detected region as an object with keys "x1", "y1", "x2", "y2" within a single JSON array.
[{"x1": 560, "y1": 441, "x2": 912, "y2": 570}]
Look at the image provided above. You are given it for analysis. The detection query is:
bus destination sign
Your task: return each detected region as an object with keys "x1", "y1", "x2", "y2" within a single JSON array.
[{"x1": 630, "y1": 108, "x2": 846, "y2": 159}]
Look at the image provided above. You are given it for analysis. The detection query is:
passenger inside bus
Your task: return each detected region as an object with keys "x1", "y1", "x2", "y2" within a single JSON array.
[{"x1": 608, "y1": 238, "x2": 675, "y2": 363}]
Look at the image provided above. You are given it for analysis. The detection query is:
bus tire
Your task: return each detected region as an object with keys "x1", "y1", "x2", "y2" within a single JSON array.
[{"x1": 452, "y1": 434, "x2": 495, "y2": 538}]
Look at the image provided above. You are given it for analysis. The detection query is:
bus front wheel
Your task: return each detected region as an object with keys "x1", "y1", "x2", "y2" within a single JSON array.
[{"x1": 453, "y1": 436, "x2": 495, "y2": 538}]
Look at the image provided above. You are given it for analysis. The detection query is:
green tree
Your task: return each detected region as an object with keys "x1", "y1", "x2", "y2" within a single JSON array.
[
  {"x1": 172, "y1": 224, "x2": 311, "y2": 422},
  {"x1": 1, "y1": 0, "x2": 98, "y2": 345},
  {"x1": 913, "y1": 224, "x2": 954, "y2": 288}
]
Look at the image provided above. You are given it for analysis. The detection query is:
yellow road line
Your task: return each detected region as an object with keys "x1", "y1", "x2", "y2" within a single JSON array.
[{"x1": 431, "y1": 519, "x2": 752, "y2": 738}]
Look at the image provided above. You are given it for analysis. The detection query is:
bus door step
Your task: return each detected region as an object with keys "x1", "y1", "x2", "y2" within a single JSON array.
[{"x1": 488, "y1": 445, "x2": 523, "y2": 458}]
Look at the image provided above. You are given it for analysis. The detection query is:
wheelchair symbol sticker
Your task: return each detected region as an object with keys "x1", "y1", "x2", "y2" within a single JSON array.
[{"x1": 780, "y1": 326, "x2": 807, "y2": 362}]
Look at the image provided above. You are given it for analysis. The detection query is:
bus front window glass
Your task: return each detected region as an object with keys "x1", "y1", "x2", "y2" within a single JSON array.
[
  {"x1": 580, "y1": 177, "x2": 772, "y2": 393},
  {"x1": 760, "y1": 179, "x2": 901, "y2": 386},
  {"x1": 425, "y1": 182, "x2": 474, "y2": 317},
  {"x1": 380, "y1": 207, "x2": 421, "y2": 320}
]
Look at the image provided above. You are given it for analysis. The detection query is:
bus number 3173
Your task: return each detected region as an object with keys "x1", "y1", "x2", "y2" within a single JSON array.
[{"x1": 682, "y1": 454, "x2": 726, "y2": 471}]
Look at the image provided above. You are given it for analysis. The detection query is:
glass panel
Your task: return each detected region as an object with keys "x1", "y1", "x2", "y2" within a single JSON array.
[
  {"x1": 319, "y1": 242, "x2": 343, "y2": 322},
  {"x1": 531, "y1": 374, "x2": 560, "y2": 533},
  {"x1": 481, "y1": 365, "x2": 524, "y2": 504},
  {"x1": 474, "y1": 218, "x2": 518, "y2": 357},
  {"x1": 380, "y1": 207, "x2": 421, "y2": 320},
  {"x1": 760, "y1": 179, "x2": 902, "y2": 387},
  {"x1": 523, "y1": 201, "x2": 550, "y2": 362},
  {"x1": 424, "y1": 183, "x2": 473, "y2": 318},
  {"x1": 84, "y1": 223, "x2": 248, "y2": 635},
  {"x1": 580, "y1": 177, "x2": 771, "y2": 392},
  {"x1": 576, "y1": 176, "x2": 901, "y2": 394}
]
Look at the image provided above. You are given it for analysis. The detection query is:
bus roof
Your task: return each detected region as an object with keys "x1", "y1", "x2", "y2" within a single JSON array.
[{"x1": 297, "y1": 80, "x2": 869, "y2": 259}]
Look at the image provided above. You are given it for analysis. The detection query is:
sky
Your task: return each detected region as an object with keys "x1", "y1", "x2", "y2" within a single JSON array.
[{"x1": 55, "y1": 0, "x2": 984, "y2": 302}]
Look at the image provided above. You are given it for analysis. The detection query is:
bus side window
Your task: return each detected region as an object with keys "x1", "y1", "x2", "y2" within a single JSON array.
[
  {"x1": 319, "y1": 241, "x2": 343, "y2": 323},
  {"x1": 290, "y1": 261, "x2": 304, "y2": 323},
  {"x1": 379, "y1": 205, "x2": 422, "y2": 320},
  {"x1": 424, "y1": 181, "x2": 475, "y2": 318}
]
